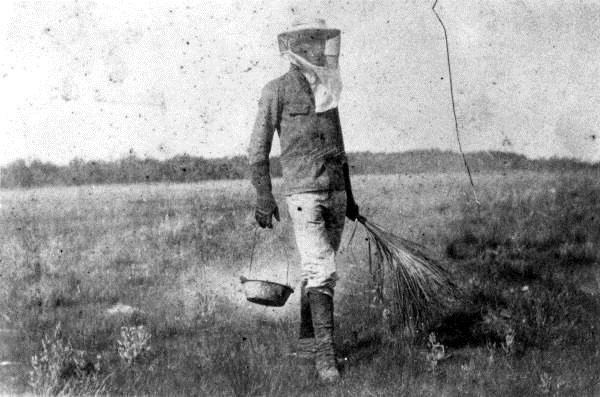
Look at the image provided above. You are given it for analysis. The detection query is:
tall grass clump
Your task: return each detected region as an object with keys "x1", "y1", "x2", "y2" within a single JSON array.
[{"x1": 207, "y1": 326, "x2": 297, "y2": 397}]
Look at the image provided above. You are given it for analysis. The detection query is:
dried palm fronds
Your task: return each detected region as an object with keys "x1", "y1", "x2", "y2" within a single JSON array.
[{"x1": 357, "y1": 215, "x2": 462, "y2": 330}]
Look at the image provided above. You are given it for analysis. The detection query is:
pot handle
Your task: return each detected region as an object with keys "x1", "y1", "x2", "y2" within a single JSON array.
[
  {"x1": 248, "y1": 226, "x2": 259, "y2": 277},
  {"x1": 246, "y1": 225, "x2": 291, "y2": 286}
]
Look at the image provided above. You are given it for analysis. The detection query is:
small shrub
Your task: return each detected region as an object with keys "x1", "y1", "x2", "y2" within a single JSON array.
[
  {"x1": 29, "y1": 323, "x2": 73, "y2": 395},
  {"x1": 117, "y1": 325, "x2": 151, "y2": 366},
  {"x1": 426, "y1": 333, "x2": 448, "y2": 373},
  {"x1": 29, "y1": 322, "x2": 106, "y2": 396}
]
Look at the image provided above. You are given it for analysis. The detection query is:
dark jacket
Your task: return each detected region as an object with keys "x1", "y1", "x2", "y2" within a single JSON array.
[{"x1": 248, "y1": 65, "x2": 347, "y2": 196}]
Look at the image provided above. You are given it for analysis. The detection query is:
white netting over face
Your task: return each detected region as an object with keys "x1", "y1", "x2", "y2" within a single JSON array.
[{"x1": 278, "y1": 30, "x2": 340, "y2": 68}]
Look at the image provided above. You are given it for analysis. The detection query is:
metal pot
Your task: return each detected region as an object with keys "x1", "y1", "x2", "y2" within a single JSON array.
[{"x1": 240, "y1": 276, "x2": 294, "y2": 307}]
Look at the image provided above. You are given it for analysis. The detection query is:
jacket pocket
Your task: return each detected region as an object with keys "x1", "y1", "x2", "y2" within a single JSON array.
[{"x1": 287, "y1": 103, "x2": 310, "y2": 116}]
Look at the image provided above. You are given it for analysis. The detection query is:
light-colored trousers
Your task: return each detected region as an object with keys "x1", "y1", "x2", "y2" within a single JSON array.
[{"x1": 286, "y1": 191, "x2": 347, "y2": 296}]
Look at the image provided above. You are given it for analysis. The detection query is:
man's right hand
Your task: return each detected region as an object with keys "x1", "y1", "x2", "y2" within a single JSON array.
[{"x1": 255, "y1": 193, "x2": 280, "y2": 228}]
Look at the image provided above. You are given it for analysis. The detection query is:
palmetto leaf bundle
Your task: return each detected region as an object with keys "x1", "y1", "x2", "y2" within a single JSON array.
[{"x1": 357, "y1": 215, "x2": 462, "y2": 330}]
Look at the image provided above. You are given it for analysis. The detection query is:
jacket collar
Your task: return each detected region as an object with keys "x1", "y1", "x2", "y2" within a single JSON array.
[
  {"x1": 288, "y1": 64, "x2": 314, "y2": 102},
  {"x1": 289, "y1": 64, "x2": 307, "y2": 82}
]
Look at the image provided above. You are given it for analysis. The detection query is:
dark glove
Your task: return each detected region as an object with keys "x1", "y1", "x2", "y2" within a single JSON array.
[
  {"x1": 342, "y1": 162, "x2": 359, "y2": 221},
  {"x1": 346, "y1": 199, "x2": 359, "y2": 221},
  {"x1": 255, "y1": 193, "x2": 280, "y2": 228}
]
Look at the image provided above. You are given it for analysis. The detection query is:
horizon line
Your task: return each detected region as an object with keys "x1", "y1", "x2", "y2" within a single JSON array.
[{"x1": 1, "y1": 148, "x2": 599, "y2": 168}]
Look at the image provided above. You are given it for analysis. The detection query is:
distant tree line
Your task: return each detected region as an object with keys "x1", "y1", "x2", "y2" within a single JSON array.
[{"x1": 1, "y1": 150, "x2": 598, "y2": 189}]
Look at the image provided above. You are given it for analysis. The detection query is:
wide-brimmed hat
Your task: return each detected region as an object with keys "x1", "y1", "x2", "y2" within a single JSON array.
[
  {"x1": 279, "y1": 18, "x2": 340, "y2": 39},
  {"x1": 277, "y1": 18, "x2": 340, "y2": 55}
]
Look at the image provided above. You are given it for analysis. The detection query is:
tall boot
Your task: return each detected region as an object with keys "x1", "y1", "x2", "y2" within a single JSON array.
[
  {"x1": 308, "y1": 291, "x2": 340, "y2": 383},
  {"x1": 297, "y1": 282, "x2": 316, "y2": 360}
]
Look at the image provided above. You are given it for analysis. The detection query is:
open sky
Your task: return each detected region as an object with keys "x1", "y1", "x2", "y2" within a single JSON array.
[{"x1": 1, "y1": 0, "x2": 599, "y2": 165}]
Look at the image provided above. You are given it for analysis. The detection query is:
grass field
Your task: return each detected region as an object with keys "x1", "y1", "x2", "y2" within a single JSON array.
[{"x1": 1, "y1": 171, "x2": 600, "y2": 396}]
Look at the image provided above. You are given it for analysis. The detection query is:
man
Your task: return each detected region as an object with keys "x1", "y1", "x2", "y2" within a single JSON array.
[{"x1": 247, "y1": 18, "x2": 359, "y2": 383}]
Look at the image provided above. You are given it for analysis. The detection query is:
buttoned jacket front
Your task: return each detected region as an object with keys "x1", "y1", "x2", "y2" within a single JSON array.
[{"x1": 248, "y1": 65, "x2": 347, "y2": 196}]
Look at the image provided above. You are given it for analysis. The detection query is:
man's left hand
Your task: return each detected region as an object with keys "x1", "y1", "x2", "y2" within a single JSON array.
[{"x1": 346, "y1": 200, "x2": 359, "y2": 221}]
